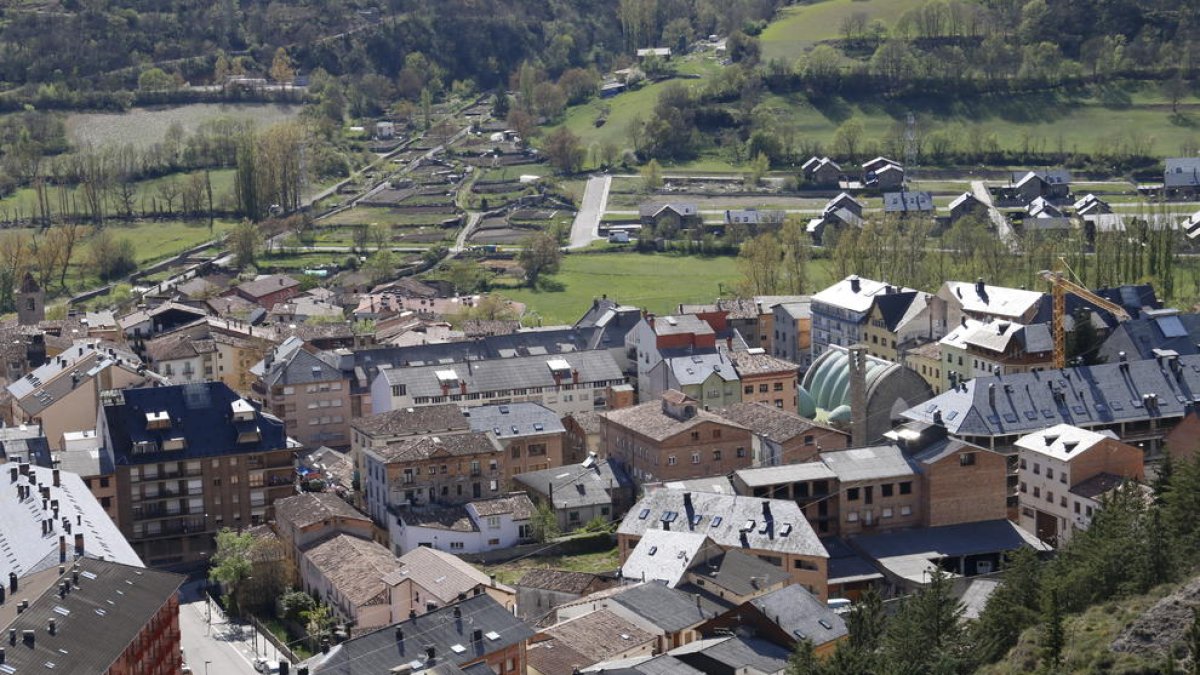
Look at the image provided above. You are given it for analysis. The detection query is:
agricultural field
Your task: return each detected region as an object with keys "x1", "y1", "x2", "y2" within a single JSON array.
[
  {"x1": 759, "y1": 0, "x2": 927, "y2": 62},
  {"x1": 495, "y1": 252, "x2": 835, "y2": 324},
  {"x1": 0, "y1": 169, "x2": 238, "y2": 222},
  {"x1": 65, "y1": 103, "x2": 301, "y2": 149}
]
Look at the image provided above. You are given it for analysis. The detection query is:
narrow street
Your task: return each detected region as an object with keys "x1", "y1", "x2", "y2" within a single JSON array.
[
  {"x1": 569, "y1": 174, "x2": 611, "y2": 249},
  {"x1": 178, "y1": 583, "x2": 283, "y2": 675},
  {"x1": 971, "y1": 179, "x2": 1015, "y2": 247}
]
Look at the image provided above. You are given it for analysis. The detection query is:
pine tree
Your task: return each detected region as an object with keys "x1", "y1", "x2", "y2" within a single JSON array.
[
  {"x1": 972, "y1": 547, "x2": 1044, "y2": 664},
  {"x1": 1189, "y1": 607, "x2": 1200, "y2": 675},
  {"x1": 786, "y1": 638, "x2": 825, "y2": 675},
  {"x1": 1040, "y1": 585, "x2": 1065, "y2": 672},
  {"x1": 880, "y1": 569, "x2": 967, "y2": 675},
  {"x1": 1152, "y1": 452, "x2": 1174, "y2": 504}
]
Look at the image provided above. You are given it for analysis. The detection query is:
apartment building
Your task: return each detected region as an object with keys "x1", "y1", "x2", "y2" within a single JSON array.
[
  {"x1": 370, "y1": 350, "x2": 626, "y2": 417},
  {"x1": 728, "y1": 349, "x2": 800, "y2": 414},
  {"x1": 643, "y1": 352, "x2": 741, "y2": 409},
  {"x1": 1015, "y1": 424, "x2": 1145, "y2": 546},
  {"x1": 939, "y1": 318, "x2": 1054, "y2": 390},
  {"x1": 810, "y1": 276, "x2": 918, "y2": 360},
  {"x1": 99, "y1": 382, "x2": 294, "y2": 567},
  {"x1": 253, "y1": 338, "x2": 352, "y2": 448},
  {"x1": 936, "y1": 279, "x2": 1045, "y2": 328},
  {"x1": 465, "y1": 403, "x2": 566, "y2": 484},
  {"x1": 600, "y1": 390, "x2": 754, "y2": 484},
  {"x1": 861, "y1": 291, "x2": 946, "y2": 362},
  {"x1": 716, "y1": 402, "x2": 848, "y2": 466},
  {"x1": 771, "y1": 300, "x2": 813, "y2": 370},
  {"x1": 141, "y1": 320, "x2": 269, "y2": 394},
  {"x1": 626, "y1": 313, "x2": 718, "y2": 394}
]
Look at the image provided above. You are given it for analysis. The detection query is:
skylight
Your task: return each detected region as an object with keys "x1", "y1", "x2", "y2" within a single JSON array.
[
  {"x1": 638, "y1": 509, "x2": 650, "y2": 520},
  {"x1": 661, "y1": 511, "x2": 678, "y2": 523},
  {"x1": 485, "y1": 631, "x2": 501, "y2": 641},
  {"x1": 451, "y1": 644, "x2": 466, "y2": 654},
  {"x1": 711, "y1": 516, "x2": 723, "y2": 527}
]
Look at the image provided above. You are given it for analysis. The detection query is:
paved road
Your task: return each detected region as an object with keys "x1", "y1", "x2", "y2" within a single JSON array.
[
  {"x1": 971, "y1": 180, "x2": 1015, "y2": 246},
  {"x1": 179, "y1": 585, "x2": 283, "y2": 675},
  {"x1": 453, "y1": 212, "x2": 483, "y2": 252},
  {"x1": 569, "y1": 175, "x2": 611, "y2": 249}
]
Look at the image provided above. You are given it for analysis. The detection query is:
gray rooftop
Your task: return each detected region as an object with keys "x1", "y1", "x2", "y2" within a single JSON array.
[
  {"x1": 717, "y1": 402, "x2": 835, "y2": 446},
  {"x1": 820, "y1": 445, "x2": 917, "y2": 482},
  {"x1": 611, "y1": 581, "x2": 724, "y2": 632},
  {"x1": 666, "y1": 352, "x2": 739, "y2": 386},
  {"x1": 902, "y1": 354, "x2": 1200, "y2": 439},
  {"x1": 734, "y1": 462, "x2": 837, "y2": 487},
  {"x1": 351, "y1": 403, "x2": 470, "y2": 438},
  {"x1": 671, "y1": 635, "x2": 792, "y2": 675},
  {"x1": 883, "y1": 191, "x2": 934, "y2": 212},
  {"x1": 1165, "y1": 158, "x2": 1200, "y2": 188},
  {"x1": 377, "y1": 349, "x2": 625, "y2": 400},
  {"x1": 618, "y1": 489, "x2": 826, "y2": 559},
  {"x1": 750, "y1": 584, "x2": 848, "y2": 644},
  {"x1": 514, "y1": 459, "x2": 631, "y2": 509},
  {"x1": 687, "y1": 549, "x2": 790, "y2": 597},
  {"x1": 466, "y1": 402, "x2": 566, "y2": 440},
  {"x1": 813, "y1": 276, "x2": 914, "y2": 315},
  {"x1": 850, "y1": 519, "x2": 1048, "y2": 583}
]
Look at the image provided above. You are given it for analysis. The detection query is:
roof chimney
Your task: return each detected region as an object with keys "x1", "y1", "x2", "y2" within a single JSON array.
[
  {"x1": 849, "y1": 275, "x2": 861, "y2": 293},
  {"x1": 473, "y1": 629, "x2": 483, "y2": 642},
  {"x1": 74, "y1": 533, "x2": 84, "y2": 557},
  {"x1": 425, "y1": 645, "x2": 436, "y2": 661},
  {"x1": 976, "y1": 277, "x2": 985, "y2": 296},
  {"x1": 47, "y1": 618, "x2": 55, "y2": 635},
  {"x1": 683, "y1": 492, "x2": 693, "y2": 512},
  {"x1": 52, "y1": 469, "x2": 59, "y2": 488},
  {"x1": 8, "y1": 573, "x2": 15, "y2": 594},
  {"x1": 762, "y1": 500, "x2": 772, "y2": 520}
]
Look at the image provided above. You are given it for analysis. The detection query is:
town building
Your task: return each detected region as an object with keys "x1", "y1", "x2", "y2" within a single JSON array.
[
  {"x1": 948, "y1": 192, "x2": 986, "y2": 223},
  {"x1": 272, "y1": 491, "x2": 373, "y2": 570},
  {"x1": 938, "y1": 317, "x2": 1055, "y2": 390},
  {"x1": 300, "y1": 532, "x2": 403, "y2": 629},
  {"x1": 252, "y1": 337, "x2": 353, "y2": 448},
  {"x1": 771, "y1": 299, "x2": 813, "y2": 369},
  {"x1": 626, "y1": 313, "x2": 718, "y2": 395},
  {"x1": 810, "y1": 276, "x2": 918, "y2": 359},
  {"x1": 514, "y1": 457, "x2": 634, "y2": 532},
  {"x1": 1014, "y1": 424, "x2": 1145, "y2": 545},
  {"x1": 514, "y1": 569, "x2": 615, "y2": 622},
  {"x1": 1097, "y1": 309, "x2": 1200, "y2": 363},
  {"x1": 389, "y1": 546, "x2": 517, "y2": 618},
  {"x1": 554, "y1": 580, "x2": 723, "y2": 653},
  {"x1": 862, "y1": 290, "x2": 946, "y2": 362},
  {"x1": 0, "y1": 558, "x2": 184, "y2": 675},
  {"x1": 119, "y1": 302, "x2": 208, "y2": 339},
  {"x1": 15, "y1": 272, "x2": 44, "y2": 326},
  {"x1": 465, "y1": 403, "x2": 566, "y2": 484},
  {"x1": 98, "y1": 382, "x2": 294, "y2": 567},
  {"x1": 527, "y1": 608, "x2": 658, "y2": 675},
  {"x1": 716, "y1": 401, "x2": 848, "y2": 466},
  {"x1": 600, "y1": 391, "x2": 753, "y2": 484},
  {"x1": 643, "y1": 351, "x2": 741, "y2": 409},
  {"x1": 617, "y1": 489, "x2": 829, "y2": 597},
  {"x1": 305, "y1": 594, "x2": 533, "y2": 675},
  {"x1": 562, "y1": 411, "x2": 602, "y2": 463},
  {"x1": 904, "y1": 341, "x2": 945, "y2": 394},
  {"x1": 802, "y1": 156, "x2": 842, "y2": 186},
  {"x1": 390, "y1": 493, "x2": 535, "y2": 556},
  {"x1": 8, "y1": 342, "x2": 164, "y2": 451},
  {"x1": 699, "y1": 584, "x2": 847, "y2": 656},
  {"x1": 728, "y1": 349, "x2": 800, "y2": 413},
  {"x1": 936, "y1": 279, "x2": 1045, "y2": 328},
  {"x1": 224, "y1": 273, "x2": 301, "y2": 309},
  {"x1": 882, "y1": 191, "x2": 934, "y2": 215},
  {"x1": 370, "y1": 351, "x2": 626, "y2": 417}
]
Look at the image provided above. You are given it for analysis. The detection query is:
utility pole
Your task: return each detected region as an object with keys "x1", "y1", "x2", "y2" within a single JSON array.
[{"x1": 904, "y1": 112, "x2": 918, "y2": 190}]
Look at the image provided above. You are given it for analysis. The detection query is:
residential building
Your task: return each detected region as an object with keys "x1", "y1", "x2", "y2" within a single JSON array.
[
  {"x1": 862, "y1": 156, "x2": 900, "y2": 175},
  {"x1": 252, "y1": 337, "x2": 353, "y2": 448},
  {"x1": 667, "y1": 635, "x2": 792, "y2": 675},
  {"x1": 514, "y1": 569, "x2": 615, "y2": 622},
  {"x1": 948, "y1": 192, "x2": 986, "y2": 223},
  {"x1": 771, "y1": 299, "x2": 813, "y2": 369},
  {"x1": 882, "y1": 191, "x2": 933, "y2": 215},
  {"x1": 305, "y1": 594, "x2": 533, "y2": 675},
  {"x1": 562, "y1": 411, "x2": 602, "y2": 463},
  {"x1": 554, "y1": 581, "x2": 723, "y2": 653},
  {"x1": 359, "y1": 431, "x2": 503, "y2": 525},
  {"x1": 1015, "y1": 424, "x2": 1145, "y2": 545},
  {"x1": 370, "y1": 351, "x2": 626, "y2": 417},
  {"x1": 677, "y1": 298, "x2": 762, "y2": 349},
  {"x1": 904, "y1": 341, "x2": 945, "y2": 394},
  {"x1": 619, "y1": 530, "x2": 724, "y2": 588},
  {"x1": 699, "y1": 584, "x2": 847, "y2": 656},
  {"x1": 224, "y1": 273, "x2": 301, "y2": 309},
  {"x1": 98, "y1": 382, "x2": 294, "y2": 567},
  {"x1": 390, "y1": 493, "x2": 535, "y2": 555},
  {"x1": 1010, "y1": 169, "x2": 1071, "y2": 201},
  {"x1": 119, "y1": 302, "x2": 208, "y2": 339},
  {"x1": 1165, "y1": 157, "x2": 1200, "y2": 197},
  {"x1": 939, "y1": 318, "x2": 1055, "y2": 390},
  {"x1": 626, "y1": 313, "x2": 718, "y2": 394},
  {"x1": 297, "y1": 445, "x2": 355, "y2": 494},
  {"x1": 723, "y1": 208, "x2": 785, "y2": 231},
  {"x1": 272, "y1": 492, "x2": 373, "y2": 569},
  {"x1": 514, "y1": 457, "x2": 634, "y2": 531},
  {"x1": 8, "y1": 342, "x2": 163, "y2": 451},
  {"x1": 1074, "y1": 193, "x2": 1111, "y2": 216},
  {"x1": 300, "y1": 532, "x2": 403, "y2": 629},
  {"x1": 806, "y1": 204, "x2": 863, "y2": 247},
  {"x1": 862, "y1": 290, "x2": 946, "y2": 361},
  {"x1": 802, "y1": 156, "x2": 842, "y2": 185},
  {"x1": 643, "y1": 351, "x2": 741, "y2": 409},
  {"x1": 810, "y1": 276, "x2": 917, "y2": 359},
  {"x1": 869, "y1": 163, "x2": 905, "y2": 188},
  {"x1": 900, "y1": 352, "x2": 1200, "y2": 456},
  {"x1": 466, "y1": 403, "x2": 566, "y2": 484},
  {"x1": 617, "y1": 489, "x2": 829, "y2": 596},
  {"x1": 638, "y1": 202, "x2": 701, "y2": 231},
  {"x1": 728, "y1": 349, "x2": 799, "y2": 413},
  {"x1": 388, "y1": 546, "x2": 517, "y2": 618},
  {"x1": 140, "y1": 319, "x2": 269, "y2": 395},
  {"x1": 600, "y1": 391, "x2": 753, "y2": 484},
  {"x1": 716, "y1": 402, "x2": 848, "y2": 466},
  {"x1": 0, "y1": 558, "x2": 183, "y2": 675},
  {"x1": 0, "y1": 461, "x2": 141, "y2": 576},
  {"x1": 936, "y1": 279, "x2": 1045, "y2": 328},
  {"x1": 1097, "y1": 309, "x2": 1200, "y2": 363},
  {"x1": 528, "y1": 609, "x2": 658, "y2": 675}
]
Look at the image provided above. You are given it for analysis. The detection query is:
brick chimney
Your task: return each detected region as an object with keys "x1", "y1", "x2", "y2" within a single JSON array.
[{"x1": 849, "y1": 345, "x2": 869, "y2": 447}]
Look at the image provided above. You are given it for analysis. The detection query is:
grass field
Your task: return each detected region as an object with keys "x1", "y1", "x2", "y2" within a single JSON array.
[
  {"x1": 65, "y1": 103, "x2": 301, "y2": 149},
  {"x1": 0, "y1": 169, "x2": 237, "y2": 220},
  {"x1": 481, "y1": 546, "x2": 621, "y2": 586},
  {"x1": 760, "y1": 0, "x2": 927, "y2": 62},
  {"x1": 496, "y1": 252, "x2": 835, "y2": 324}
]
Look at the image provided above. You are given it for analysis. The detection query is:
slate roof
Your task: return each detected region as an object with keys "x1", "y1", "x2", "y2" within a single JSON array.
[
  {"x1": 852, "y1": 520, "x2": 1048, "y2": 584},
  {"x1": 749, "y1": 584, "x2": 847, "y2": 644},
  {"x1": 671, "y1": 635, "x2": 791, "y2": 674},
  {"x1": 665, "y1": 352, "x2": 739, "y2": 387},
  {"x1": 0, "y1": 464, "x2": 142, "y2": 578},
  {"x1": 377, "y1": 350, "x2": 625, "y2": 400},
  {"x1": 902, "y1": 354, "x2": 1200, "y2": 439},
  {"x1": 0, "y1": 559, "x2": 182, "y2": 674},
  {"x1": 514, "y1": 459, "x2": 632, "y2": 509},
  {"x1": 943, "y1": 281, "x2": 1045, "y2": 320},
  {"x1": 820, "y1": 445, "x2": 917, "y2": 482},
  {"x1": 883, "y1": 191, "x2": 934, "y2": 212},
  {"x1": 309, "y1": 594, "x2": 534, "y2": 674},
  {"x1": 686, "y1": 549, "x2": 790, "y2": 597},
  {"x1": 1014, "y1": 423, "x2": 1118, "y2": 462},
  {"x1": 371, "y1": 431, "x2": 501, "y2": 464},
  {"x1": 352, "y1": 403, "x2": 470, "y2": 437},
  {"x1": 651, "y1": 314, "x2": 713, "y2": 337},
  {"x1": 602, "y1": 400, "x2": 748, "y2": 443},
  {"x1": 303, "y1": 534, "x2": 401, "y2": 608},
  {"x1": 1097, "y1": 312, "x2": 1200, "y2": 362},
  {"x1": 261, "y1": 345, "x2": 342, "y2": 387},
  {"x1": 103, "y1": 382, "x2": 287, "y2": 464},
  {"x1": 274, "y1": 492, "x2": 366, "y2": 531},
  {"x1": 822, "y1": 536, "x2": 884, "y2": 584},
  {"x1": 726, "y1": 350, "x2": 797, "y2": 376},
  {"x1": 948, "y1": 192, "x2": 982, "y2": 213},
  {"x1": 399, "y1": 504, "x2": 478, "y2": 533},
  {"x1": 621, "y1": 530, "x2": 711, "y2": 587},
  {"x1": 515, "y1": 569, "x2": 606, "y2": 595},
  {"x1": 8, "y1": 342, "x2": 148, "y2": 416},
  {"x1": 716, "y1": 403, "x2": 835, "y2": 446},
  {"x1": 234, "y1": 274, "x2": 300, "y2": 300},
  {"x1": 388, "y1": 546, "x2": 510, "y2": 604},
  {"x1": 618, "y1": 489, "x2": 826, "y2": 558},
  {"x1": 734, "y1": 462, "x2": 837, "y2": 488},
  {"x1": 1012, "y1": 169, "x2": 1071, "y2": 186},
  {"x1": 466, "y1": 403, "x2": 566, "y2": 440},
  {"x1": 873, "y1": 290, "x2": 926, "y2": 332},
  {"x1": 611, "y1": 581, "x2": 723, "y2": 632},
  {"x1": 638, "y1": 202, "x2": 698, "y2": 219}
]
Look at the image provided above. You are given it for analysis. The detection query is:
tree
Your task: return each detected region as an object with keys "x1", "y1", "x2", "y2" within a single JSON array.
[
  {"x1": 746, "y1": 151, "x2": 770, "y2": 187},
  {"x1": 641, "y1": 159, "x2": 663, "y2": 192},
  {"x1": 492, "y1": 92, "x2": 511, "y2": 120},
  {"x1": 279, "y1": 590, "x2": 316, "y2": 622},
  {"x1": 138, "y1": 68, "x2": 174, "y2": 91},
  {"x1": 544, "y1": 127, "x2": 586, "y2": 174},
  {"x1": 230, "y1": 220, "x2": 260, "y2": 269},
  {"x1": 209, "y1": 529, "x2": 254, "y2": 617},
  {"x1": 303, "y1": 603, "x2": 336, "y2": 651},
  {"x1": 368, "y1": 222, "x2": 391, "y2": 251},
  {"x1": 517, "y1": 231, "x2": 562, "y2": 287},
  {"x1": 786, "y1": 638, "x2": 824, "y2": 675},
  {"x1": 445, "y1": 259, "x2": 490, "y2": 294},
  {"x1": 531, "y1": 503, "x2": 560, "y2": 542},
  {"x1": 880, "y1": 568, "x2": 967, "y2": 674},
  {"x1": 737, "y1": 232, "x2": 782, "y2": 295},
  {"x1": 1040, "y1": 584, "x2": 1065, "y2": 672},
  {"x1": 832, "y1": 118, "x2": 865, "y2": 160},
  {"x1": 972, "y1": 547, "x2": 1043, "y2": 664},
  {"x1": 270, "y1": 47, "x2": 295, "y2": 84},
  {"x1": 1163, "y1": 75, "x2": 1188, "y2": 116},
  {"x1": 364, "y1": 249, "x2": 397, "y2": 284}
]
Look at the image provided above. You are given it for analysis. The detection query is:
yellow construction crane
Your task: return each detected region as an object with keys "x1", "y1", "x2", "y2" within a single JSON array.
[{"x1": 1040, "y1": 257, "x2": 1131, "y2": 369}]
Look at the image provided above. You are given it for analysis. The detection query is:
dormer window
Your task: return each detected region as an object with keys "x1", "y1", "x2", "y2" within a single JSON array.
[
  {"x1": 145, "y1": 411, "x2": 170, "y2": 430},
  {"x1": 231, "y1": 398, "x2": 256, "y2": 422}
]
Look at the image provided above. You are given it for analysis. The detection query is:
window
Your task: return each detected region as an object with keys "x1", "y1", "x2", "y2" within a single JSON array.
[
  {"x1": 1060, "y1": 474, "x2": 1067, "y2": 484},
  {"x1": 882, "y1": 507, "x2": 893, "y2": 518},
  {"x1": 486, "y1": 516, "x2": 500, "y2": 529},
  {"x1": 744, "y1": 385, "x2": 753, "y2": 394},
  {"x1": 511, "y1": 446, "x2": 521, "y2": 458},
  {"x1": 1020, "y1": 458, "x2": 1027, "y2": 469},
  {"x1": 1060, "y1": 496, "x2": 1067, "y2": 508},
  {"x1": 758, "y1": 384, "x2": 769, "y2": 393},
  {"x1": 959, "y1": 453, "x2": 976, "y2": 466},
  {"x1": 713, "y1": 429, "x2": 722, "y2": 439},
  {"x1": 1020, "y1": 482, "x2": 1027, "y2": 493},
  {"x1": 1074, "y1": 501, "x2": 1081, "y2": 514},
  {"x1": 1046, "y1": 491, "x2": 1054, "y2": 503},
  {"x1": 900, "y1": 505, "x2": 912, "y2": 516},
  {"x1": 881, "y1": 483, "x2": 893, "y2": 497},
  {"x1": 1033, "y1": 463, "x2": 1041, "y2": 475},
  {"x1": 668, "y1": 455, "x2": 677, "y2": 465},
  {"x1": 711, "y1": 449, "x2": 723, "y2": 462},
  {"x1": 99, "y1": 477, "x2": 110, "y2": 488},
  {"x1": 690, "y1": 432, "x2": 700, "y2": 441},
  {"x1": 804, "y1": 435, "x2": 815, "y2": 445},
  {"x1": 449, "y1": 542, "x2": 464, "y2": 550},
  {"x1": 899, "y1": 482, "x2": 912, "y2": 495},
  {"x1": 774, "y1": 382, "x2": 783, "y2": 391},
  {"x1": 1033, "y1": 486, "x2": 1040, "y2": 498},
  {"x1": 568, "y1": 511, "x2": 580, "y2": 523},
  {"x1": 487, "y1": 538, "x2": 500, "y2": 546},
  {"x1": 1046, "y1": 468, "x2": 1054, "y2": 480},
  {"x1": 736, "y1": 447, "x2": 746, "y2": 458},
  {"x1": 846, "y1": 511, "x2": 859, "y2": 522},
  {"x1": 691, "y1": 452, "x2": 700, "y2": 464},
  {"x1": 847, "y1": 487, "x2": 860, "y2": 501}
]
